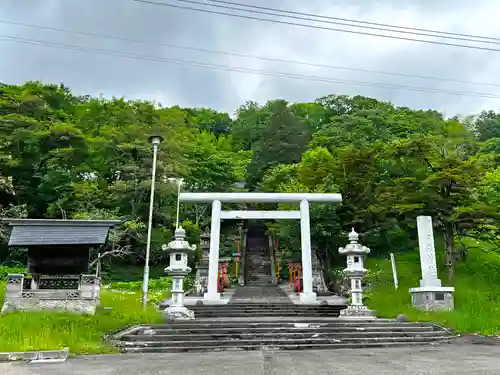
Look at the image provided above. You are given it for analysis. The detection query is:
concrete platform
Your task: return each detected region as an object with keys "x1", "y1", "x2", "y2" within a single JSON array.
[
  {"x1": 182, "y1": 289, "x2": 236, "y2": 305},
  {"x1": 279, "y1": 284, "x2": 347, "y2": 305}
]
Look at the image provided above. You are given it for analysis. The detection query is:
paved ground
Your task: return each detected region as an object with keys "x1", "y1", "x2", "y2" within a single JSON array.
[
  {"x1": 229, "y1": 285, "x2": 292, "y2": 304},
  {"x1": 2, "y1": 344, "x2": 500, "y2": 375}
]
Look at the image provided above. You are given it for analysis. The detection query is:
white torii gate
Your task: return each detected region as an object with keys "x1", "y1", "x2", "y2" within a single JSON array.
[{"x1": 179, "y1": 192, "x2": 342, "y2": 303}]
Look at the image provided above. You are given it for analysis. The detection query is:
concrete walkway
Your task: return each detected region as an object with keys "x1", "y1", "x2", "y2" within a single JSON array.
[
  {"x1": 3, "y1": 344, "x2": 500, "y2": 374},
  {"x1": 229, "y1": 285, "x2": 292, "y2": 304},
  {"x1": 279, "y1": 284, "x2": 348, "y2": 305}
]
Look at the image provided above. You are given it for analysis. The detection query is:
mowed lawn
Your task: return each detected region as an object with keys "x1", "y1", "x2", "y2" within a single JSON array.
[{"x1": 0, "y1": 282, "x2": 166, "y2": 354}]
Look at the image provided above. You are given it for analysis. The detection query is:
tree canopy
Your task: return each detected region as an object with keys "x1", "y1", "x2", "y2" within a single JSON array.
[{"x1": 1, "y1": 81, "x2": 499, "y2": 283}]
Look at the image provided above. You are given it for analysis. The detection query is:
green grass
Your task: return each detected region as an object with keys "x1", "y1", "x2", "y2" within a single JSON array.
[
  {"x1": 366, "y1": 240, "x2": 500, "y2": 335},
  {"x1": 2, "y1": 242, "x2": 500, "y2": 354},
  {"x1": 0, "y1": 281, "x2": 167, "y2": 354}
]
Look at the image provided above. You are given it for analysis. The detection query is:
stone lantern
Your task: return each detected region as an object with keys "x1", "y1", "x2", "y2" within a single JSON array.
[
  {"x1": 194, "y1": 229, "x2": 210, "y2": 296},
  {"x1": 338, "y1": 228, "x2": 376, "y2": 319},
  {"x1": 200, "y1": 229, "x2": 210, "y2": 259},
  {"x1": 162, "y1": 227, "x2": 196, "y2": 320}
]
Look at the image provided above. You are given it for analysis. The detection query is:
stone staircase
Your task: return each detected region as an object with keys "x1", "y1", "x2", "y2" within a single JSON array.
[
  {"x1": 110, "y1": 218, "x2": 454, "y2": 353},
  {"x1": 247, "y1": 245, "x2": 271, "y2": 286},
  {"x1": 245, "y1": 222, "x2": 271, "y2": 286},
  {"x1": 112, "y1": 317, "x2": 454, "y2": 353},
  {"x1": 190, "y1": 303, "x2": 344, "y2": 317},
  {"x1": 229, "y1": 219, "x2": 289, "y2": 303}
]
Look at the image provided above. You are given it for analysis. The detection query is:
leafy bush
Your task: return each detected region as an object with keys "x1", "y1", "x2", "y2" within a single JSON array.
[{"x1": 0, "y1": 265, "x2": 27, "y2": 280}]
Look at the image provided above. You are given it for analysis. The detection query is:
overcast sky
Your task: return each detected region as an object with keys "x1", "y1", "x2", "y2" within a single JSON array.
[{"x1": 1, "y1": 0, "x2": 500, "y2": 117}]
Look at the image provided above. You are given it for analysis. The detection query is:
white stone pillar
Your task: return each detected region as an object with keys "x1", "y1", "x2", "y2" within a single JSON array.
[
  {"x1": 299, "y1": 199, "x2": 316, "y2": 303},
  {"x1": 204, "y1": 199, "x2": 221, "y2": 301},
  {"x1": 416, "y1": 216, "x2": 441, "y2": 287},
  {"x1": 409, "y1": 216, "x2": 455, "y2": 311}
]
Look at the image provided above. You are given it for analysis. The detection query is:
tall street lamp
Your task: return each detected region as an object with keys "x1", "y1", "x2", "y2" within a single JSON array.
[{"x1": 142, "y1": 135, "x2": 164, "y2": 310}]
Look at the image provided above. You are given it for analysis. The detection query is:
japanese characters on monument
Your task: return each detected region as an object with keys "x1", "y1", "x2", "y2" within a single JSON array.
[{"x1": 416, "y1": 216, "x2": 439, "y2": 283}]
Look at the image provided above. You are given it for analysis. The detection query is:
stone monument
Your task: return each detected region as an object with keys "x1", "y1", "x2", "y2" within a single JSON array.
[
  {"x1": 1, "y1": 219, "x2": 120, "y2": 315},
  {"x1": 338, "y1": 229, "x2": 376, "y2": 319},
  {"x1": 409, "y1": 216, "x2": 455, "y2": 311},
  {"x1": 194, "y1": 229, "x2": 210, "y2": 296},
  {"x1": 162, "y1": 226, "x2": 195, "y2": 320},
  {"x1": 311, "y1": 250, "x2": 327, "y2": 293}
]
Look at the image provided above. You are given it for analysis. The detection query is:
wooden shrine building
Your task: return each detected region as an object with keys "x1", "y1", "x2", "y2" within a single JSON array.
[{"x1": 1, "y1": 219, "x2": 121, "y2": 315}]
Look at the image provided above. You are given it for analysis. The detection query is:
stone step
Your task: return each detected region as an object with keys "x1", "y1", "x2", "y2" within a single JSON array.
[
  {"x1": 123, "y1": 330, "x2": 448, "y2": 341},
  {"x1": 189, "y1": 309, "x2": 345, "y2": 314},
  {"x1": 118, "y1": 336, "x2": 452, "y2": 352},
  {"x1": 190, "y1": 305, "x2": 343, "y2": 316},
  {"x1": 119, "y1": 335, "x2": 446, "y2": 347},
  {"x1": 148, "y1": 321, "x2": 442, "y2": 329},
  {"x1": 192, "y1": 313, "x2": 343, "y2": 318},
  {"x1": 138, "y1": 326, "x2": 437, "y2": 335},
  {"x1": 119, "y1": 335, "x2": 451, "y2": 347},
  {"x1": 189, "y1": 305, "x2": 344, "y2": 310},
  {"x1": 112, "y1": 316, "x2": 452, "y2": 353},
  {"x1": 192, "y1": 306, "x2": 340, "y2": 308}
]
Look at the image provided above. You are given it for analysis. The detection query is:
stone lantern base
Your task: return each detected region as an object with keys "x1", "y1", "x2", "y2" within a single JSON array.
[
  {"x1": 339, "y1": 305, "x2": 377, "y2": 320},
  {"x1": 163, "y1": 305, "x2": 195, "y2": 321}
]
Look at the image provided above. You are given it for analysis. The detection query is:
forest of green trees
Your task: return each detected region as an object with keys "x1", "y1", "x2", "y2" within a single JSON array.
[{"x1": 2, "y1": 81, "x2": 500, "y2": 283}]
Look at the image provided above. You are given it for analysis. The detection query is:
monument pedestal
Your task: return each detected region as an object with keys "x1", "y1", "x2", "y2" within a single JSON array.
[{"x1": 409, "y1": 286, "x2": 455, "y2": 311}]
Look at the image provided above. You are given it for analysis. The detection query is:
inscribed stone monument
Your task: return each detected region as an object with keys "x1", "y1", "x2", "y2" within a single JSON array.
[
  {"x1": 311, "y1": 250, "x2": 327, "y2": 293},
  {"x1": 409, "y1": 216, "x2": 455, "y2": 311},
  {"x1": 194, "y1": 229, "x2": 210, "y2": 296}
]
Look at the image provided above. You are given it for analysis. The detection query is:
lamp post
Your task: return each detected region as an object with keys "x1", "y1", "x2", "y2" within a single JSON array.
[
  {"x1": 167, "y1": 177, "x2": 184, "y2": 229},
  {"x1": 141, "y1": 135, "x2": 164, "y2": 310}
]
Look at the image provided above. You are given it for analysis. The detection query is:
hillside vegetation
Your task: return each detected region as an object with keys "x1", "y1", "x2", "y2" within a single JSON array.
[{"x1": 368, "y1": 239, "x2": 500, "y2": 335}]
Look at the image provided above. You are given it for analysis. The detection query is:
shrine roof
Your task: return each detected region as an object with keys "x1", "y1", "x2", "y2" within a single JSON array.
[{"x1": 4, "y1": 219, "x2": 122, "y2": 247}]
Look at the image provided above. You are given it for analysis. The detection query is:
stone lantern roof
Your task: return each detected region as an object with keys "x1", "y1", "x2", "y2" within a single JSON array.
[
  {"x1": 162, "y1": 227, "x2": 196, "y2": 254},
  {"x1": 338, "y1": 228, "x2": 370, "y2": 256}
]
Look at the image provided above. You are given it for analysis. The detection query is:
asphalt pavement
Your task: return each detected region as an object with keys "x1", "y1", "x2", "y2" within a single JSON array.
[{"x1": 1, "y1": 344, "x2": 499, "y2": 375}]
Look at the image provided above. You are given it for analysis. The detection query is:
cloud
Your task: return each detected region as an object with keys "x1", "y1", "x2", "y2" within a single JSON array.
[{"x1": 1, "y1": 0, "x2": 500, "y2": 117}]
